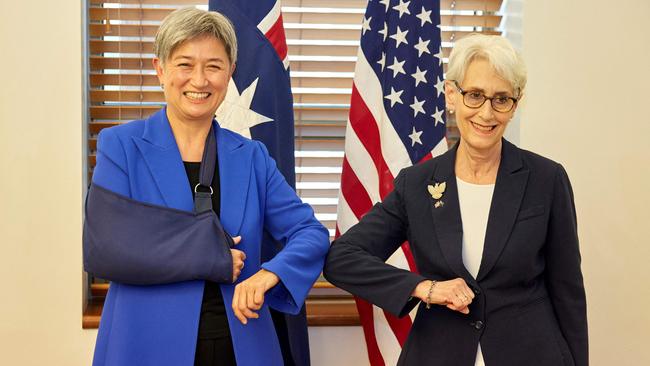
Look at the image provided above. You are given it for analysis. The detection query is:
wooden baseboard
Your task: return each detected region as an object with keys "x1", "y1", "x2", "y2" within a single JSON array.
[{"x1": 83, "y1": 282, "x2": 360, "y2": 329}]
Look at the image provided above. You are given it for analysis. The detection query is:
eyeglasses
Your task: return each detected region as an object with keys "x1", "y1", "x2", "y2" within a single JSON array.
[{"x1": 453, "y1": 80, "x2": 519, "y2": 113}]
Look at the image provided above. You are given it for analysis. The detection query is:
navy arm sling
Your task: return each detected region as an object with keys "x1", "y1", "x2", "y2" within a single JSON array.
[{"x1": 83, "y1": 126, "x2": 234, "y2": 285}]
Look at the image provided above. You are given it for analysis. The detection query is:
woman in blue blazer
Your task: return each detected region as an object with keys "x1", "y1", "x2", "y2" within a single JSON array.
[
  {"x1": 83, "y1": 8, "x2": 329, "y2": 366},
  {"x1": 324, "y1": 34, "x2": 588, "y2": 366}
]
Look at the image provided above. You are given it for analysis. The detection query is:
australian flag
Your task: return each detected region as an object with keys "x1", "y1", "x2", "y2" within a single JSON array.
[
  {"x1": 208, "y1": 1, "x2": 307, "y2": 365},
  {"x1": 210, "y1": 0, "x2": 295, "y2": 188}
]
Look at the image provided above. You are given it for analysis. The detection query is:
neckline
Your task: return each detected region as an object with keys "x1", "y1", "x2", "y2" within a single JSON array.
[{"x1": 456, "y1": 176, "x2": 495, "y2": 187}]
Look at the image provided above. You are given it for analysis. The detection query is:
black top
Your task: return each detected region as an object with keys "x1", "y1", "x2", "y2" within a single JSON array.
[{"x1": 183, "y1": 161, "x2": 231, "y2": 340}]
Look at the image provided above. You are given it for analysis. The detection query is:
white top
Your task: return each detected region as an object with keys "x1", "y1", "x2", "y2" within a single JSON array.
[{"x1": 456, "y1": 177, "x2": 495, "y2": 366}]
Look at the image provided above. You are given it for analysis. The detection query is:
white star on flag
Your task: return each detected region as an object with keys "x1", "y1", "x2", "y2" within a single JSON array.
[
  {"x1": 384, "y1": 87, "x2": 404, "y2": 107},
  {"x1": 410, "y1": 96, "x2": 426, "y2": 117},
  {"x1": 411, "y1": 66, "x2": 428, "y2": 87},
  {"x1": 414, "y1": 37, "x2": 431, "y2": 57},
  {"x1": 377, "y1": 52, "x2": 386, "y2": 70},
  {"x1": 378, "y1": 22, "x2": 388, "y2": 41},
  {"x1": 432, "y1": 106, "x2": 445, "y2": 126},
  {"x1": 362, "y1": 16, "x2": 372, "y2": 35},
  {"x1": 387, "y1": 57, "x2": 406, "y2": 77},
  {"x1": 215, "y1": 78, "x2": 272, "y2": 138},
  {"x1": 416, "y1": 7, "x2": 432, "y2": 26},
  {"x1": 408, "y1": 126, "x2": 423, "y2": 146},
  {"x1": 379, "y1": 0, "x2": 390, "y2": 12},
  {"x1": 390, "y1": 26, "x2": 409, "y2": 48},
  {"x1": 434, "y1": 46, "x2": 443, "y2": 66},
  {"x1": 392, "y1": 0, "x2": 411, "y2": 18},
  {"x1": 434, "y1": 76, "x2": 445, "y2": 97}
]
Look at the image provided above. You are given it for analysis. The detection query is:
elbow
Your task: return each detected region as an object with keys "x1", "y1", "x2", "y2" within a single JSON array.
[{"x1": 322, "y1": 241, "x2": 343, "y2": 285}]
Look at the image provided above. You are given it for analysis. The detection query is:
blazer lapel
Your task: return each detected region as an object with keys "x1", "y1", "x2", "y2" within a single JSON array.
[
  {"x1": 429, "y1": 144, "x2": 474, "y2": 280},
  {"x1": 216, "y1": 123, "x2": 252, "y2": 236},
  {"x1": 476, "y1": 139, "x2": 529, "y2": 281},
  {"x1": 132, "y1": 108, "x2": 194, "y2": 212}
]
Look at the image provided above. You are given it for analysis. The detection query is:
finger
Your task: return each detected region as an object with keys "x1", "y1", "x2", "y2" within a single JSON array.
[
  {"x1": 235, "y1": 256, "x2": 244, "y2": 270},
  {"x1": 237, "y1": 285, "x2": 251, "y2": 324},
  {"x1": 233, "y1": 248, "x2": 246, "y2": 262},
  {"x1": 233, "y1": 269, "x2": 240, "y2": 282},
  {"x1": 456, "y1": 292, "x2": 470, "y2": 304},
  {"x1": 464, "y1": 289, "x2": 475, "y2": 302},
  {"x1": 244, "y1": 309, "x2": 259, "y2": 320},
  {"x1": 253, "y1": 288, "x2": 264, "y2": 307},
  {"x1": 460, "y1": 285, "x2": 473, "y2": 299},
  {"x1": 446, "y1": 303, "x2": 470, "y2": 314},
  {"x1": 240, "y1": 301, "x2": 259, "y2": 320},
  {"x1": 232, "y1": 236, "x2": 242, "y2": 245},
  {"x1": 457, "y1": 281, "x2": 474, "y2": 300},
  {"x1": 457, "y1": 288, "x2": 472, "y2": 302},
  {"x1": 246, "y1": 286, "x2": 257, "y2": 309},
  {"x1": 232, "y1": 285, "x2": 247, "y2": 324},
  {"x1": 231, "y1": 250, "x2": 246, "y2": 267},
  {"x1": 237, "y1": 284, "x2": 259, "y2": 319},
  {"x1": 451, "y1": 295, "x2": 465, "y2": 308}
]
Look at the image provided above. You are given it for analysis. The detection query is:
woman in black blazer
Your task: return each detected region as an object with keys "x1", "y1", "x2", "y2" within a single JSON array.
[{"x1": 323, "y1": 34, "x2": 587, "y2": 366}]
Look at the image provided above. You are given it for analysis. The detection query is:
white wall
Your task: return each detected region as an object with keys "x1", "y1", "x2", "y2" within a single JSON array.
[
  {"x1": 520, "y1": 1, "x2": 650, "y2": 365},
  {"x1": 1, "y1": 1, "x2": 649, "y2": 365},
  {"x1": 0, "y1": 1, "x2": 98, "y2": 365}
]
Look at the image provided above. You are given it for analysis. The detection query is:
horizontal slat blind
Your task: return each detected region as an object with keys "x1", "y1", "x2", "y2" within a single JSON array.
[{"x1": 87, "y1": 0, "x2": 503, "y2": 241}]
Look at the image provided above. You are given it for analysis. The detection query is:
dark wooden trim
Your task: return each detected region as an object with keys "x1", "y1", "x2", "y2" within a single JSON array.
[{"x1": 83, "y1": 282, "x2": 360, "y2": 329}]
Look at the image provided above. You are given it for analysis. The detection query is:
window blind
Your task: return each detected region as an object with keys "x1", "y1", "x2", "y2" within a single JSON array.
[{"x1": 85, "y1": 0, "x2": 503, "y2": 327}]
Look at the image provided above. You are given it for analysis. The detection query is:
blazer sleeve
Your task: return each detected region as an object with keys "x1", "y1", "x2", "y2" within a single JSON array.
[
  {"x1": 83, "y1": 128, "x2": 233, "y2": 285},
  {"x1": 323, "y1": 171, "x2": 427, "y2": 317},
  {"x1": 92, "y1": 127, "x2": 131, "y2": 197},
  {"x1": 255, "y1": 142, "x2": 331, "y2": 314},
  {"x1": 545, "y1": 164, "x2": 589, "y2": 366}
]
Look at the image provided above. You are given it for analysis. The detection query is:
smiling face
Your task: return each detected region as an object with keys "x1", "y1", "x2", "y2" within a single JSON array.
[
  {"x1": 446, "y1": 58, "x2": 518, "y2": 154},
  {"x1": 153, "y1": 35, "x2": 234, "y2": 125}
]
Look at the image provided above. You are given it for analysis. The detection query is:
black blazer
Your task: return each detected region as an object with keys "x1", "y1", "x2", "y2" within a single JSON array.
[{"x1": 324, "y1": 139, "x2": 588, "y2": 366}]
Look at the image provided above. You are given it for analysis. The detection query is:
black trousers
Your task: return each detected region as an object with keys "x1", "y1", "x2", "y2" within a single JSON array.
[{"x1": 194, "y1": 337, "x2": 236, "y2": 366}]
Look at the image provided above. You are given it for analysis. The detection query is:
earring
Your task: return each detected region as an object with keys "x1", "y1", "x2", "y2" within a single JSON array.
[
  {"x1": 449, "y1": 109, "x2": 454, "y2": 114},
  {"x1": 160, "y1": 83, "x2": 164, "y2": 90}
]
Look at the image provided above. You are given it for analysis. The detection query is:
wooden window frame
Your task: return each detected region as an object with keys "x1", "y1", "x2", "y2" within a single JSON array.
[{"x1": 83, "y1": 0, "x2": 503, "y2": 329}]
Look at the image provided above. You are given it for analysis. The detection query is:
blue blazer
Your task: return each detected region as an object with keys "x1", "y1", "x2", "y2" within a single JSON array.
[
  {"x1": 89, "y1": 108, "x2": 330, "y2": 366},
  {"x1": 324, "y1": 140, "x2": 588, "y2": 366}
]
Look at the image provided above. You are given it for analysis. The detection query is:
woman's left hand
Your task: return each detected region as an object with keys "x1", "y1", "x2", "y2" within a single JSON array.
[{"x1": 232, "y1": 269, "x2": 280, "y2": 324}]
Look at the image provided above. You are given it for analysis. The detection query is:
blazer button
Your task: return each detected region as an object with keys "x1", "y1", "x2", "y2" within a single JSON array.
[
  {"x1": 472, "y1": 287, "x2": 481, "y2": 295},
  {"x1": 470, "y1": 320, "x2": 484, "y2": 330}
]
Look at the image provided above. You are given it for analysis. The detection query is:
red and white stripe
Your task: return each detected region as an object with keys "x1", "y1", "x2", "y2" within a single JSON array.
[
  {"x1": 257, "y1": 0, "x2": 290, "y2": 69},
  {"x1": 336, "y1": 38, "x2": 447, "y2": 366}
]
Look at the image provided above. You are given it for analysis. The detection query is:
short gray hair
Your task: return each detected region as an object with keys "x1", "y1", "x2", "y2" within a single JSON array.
[
  {"x1": 446, "y1": 34, "x2": 527, "y2": 95},
  {"x1": 154, "y1": 7, "x2": 238, "y2": 65}
]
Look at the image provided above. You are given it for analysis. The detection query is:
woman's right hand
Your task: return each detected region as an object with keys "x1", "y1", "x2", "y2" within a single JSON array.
[
  {"x1": 230, "y1": 236, "x2": 245, "y2": 282},
  {"x1": 412, "y1": 278, "x2": 475, "y2": 314}
]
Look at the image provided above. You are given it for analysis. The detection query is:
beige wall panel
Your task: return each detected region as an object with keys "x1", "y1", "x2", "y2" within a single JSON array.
[
  {"x1": 0, "y1": 1, "x2": 98, "y2": 365},
  {"x1": 520, "y1": 1, "x2": 650, "y2": 364}
]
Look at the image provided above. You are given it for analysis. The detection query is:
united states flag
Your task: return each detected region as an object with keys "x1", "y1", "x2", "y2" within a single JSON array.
[{"x1": 335, "y1": 0, "x2": 448, "y2": 365}]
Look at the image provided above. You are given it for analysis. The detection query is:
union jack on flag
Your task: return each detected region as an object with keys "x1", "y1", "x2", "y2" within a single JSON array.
[{"x1": 336, "y1": 0, "x2": 448, "y2": 365}]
